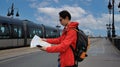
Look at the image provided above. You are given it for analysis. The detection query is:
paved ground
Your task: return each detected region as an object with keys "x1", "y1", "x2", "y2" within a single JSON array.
[
  {"x1": 0, "y1": 38, "x2": 120, "y2": 67},
  {"x1": 0, "y1": 47, "x2": 39, "y2": 61},
  {"x1": 79, "y1": 38, "x2": 120, "y2": 67}
]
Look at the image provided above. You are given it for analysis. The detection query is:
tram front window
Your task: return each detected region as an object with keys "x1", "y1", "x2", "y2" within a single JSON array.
[{"x1": 0, "y1": 23, "x2": 10, "y2": 38}]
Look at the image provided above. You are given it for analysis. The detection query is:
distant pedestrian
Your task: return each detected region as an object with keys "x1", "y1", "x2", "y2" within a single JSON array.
[{"x1": 38, "y1": 10, "x2": 79, "y2": 67}]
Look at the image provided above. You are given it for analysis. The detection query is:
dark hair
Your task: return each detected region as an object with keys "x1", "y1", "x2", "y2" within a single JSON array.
[{"x1": 59, "y1": 10, "x2": 71, "y2": 20}]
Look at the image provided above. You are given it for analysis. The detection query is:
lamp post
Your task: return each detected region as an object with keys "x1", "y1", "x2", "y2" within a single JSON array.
[
  {"x1": 7, "y1": 3, "x2": 19, "y2": 18},
  {"x1": 107, "y1": 0, "x2": 120, "y2": 37},
  {"x1": 118, "y1": 2, "x2": 120, "y2": 12},
  {"x1": 107, "y1": 0, "x2": 115, "y2": 37},
  {"x1": 56, "y1": 25, "x2": 61, "y2": 37},
  {"x1": 106, "y1": 24, "x2": 111, "y2": 38}
]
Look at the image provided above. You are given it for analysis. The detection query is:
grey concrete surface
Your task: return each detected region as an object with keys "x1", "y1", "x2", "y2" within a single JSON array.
[{"x1": 0, "y1": 38, "x2": 120, "y2": 67}]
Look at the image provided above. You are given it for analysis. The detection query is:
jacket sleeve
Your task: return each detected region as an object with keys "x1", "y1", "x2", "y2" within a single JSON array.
[
  {"x1": 46, "y1": 36, "x2": 62, "y2": 44},
  {"x1": 46, "y1": 29, "x2": 77, "y2": 53}
]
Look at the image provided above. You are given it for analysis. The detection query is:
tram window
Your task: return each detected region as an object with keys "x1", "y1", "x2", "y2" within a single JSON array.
[
  {"x1": 46, "y1": 29, "x2": 52, "y2": 38},
  {"x1": 36, "y1": 29, "x2": 39, "y2": 35},
  {"x1": 29, "y1": 28, "x2": 42, "y2": 38},
  {"x1": 29, "y1": 28, "x2": 32, "y2": 38},
  {"x1": 0, "y1": 24, "x2": 3, "y2": 35},
  {"x1": 45, "y1": 29, "x2": 49, "y2": 38},
  {"x1": 51, "y1": 31, "x2": 53, "y2": 34},
  {"x1": 18, "y1": 27, "x2": 22, "y2": 38},
  {"x1": 29, "y1": 28, "x2": 35, "y2": 38},
  {"x1": 13, "y1": 26, "x2": 18, "y2": 38},
  {"x1": 38, "y1": 30, "x2": 42, "y2": 37},
  {"x1": 33, "y1": 30, "x2": 35, "y2": 35},
  {"x1": 38, "y1": 30, "x2": 41, "y2": 34},
  {"x1": 34, "y1": 29, "x2": 42, "y2": 37},
  {"x1": 0, "y1": 23, "x2": 10, "y2": 38},
  {"x1": 34, "y1": 28, "x2": 40, "y2": 36},
  {"x1": 12, "y1": 25, "x2": 22, "y2": 38}
]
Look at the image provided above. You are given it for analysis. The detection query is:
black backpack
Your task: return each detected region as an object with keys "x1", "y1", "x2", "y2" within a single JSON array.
[{"x1": 70, "y1": 27, "x2": 89, "y2": 67}]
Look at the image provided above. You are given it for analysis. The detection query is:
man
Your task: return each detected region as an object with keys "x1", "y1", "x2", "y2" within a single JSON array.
[{"x1": 39, "y1": 10, "x2": 79, "y2": 67}]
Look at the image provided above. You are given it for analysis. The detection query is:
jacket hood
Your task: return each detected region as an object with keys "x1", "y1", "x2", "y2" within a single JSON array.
[{"x1": 67, "y1": 22, "x2": 79, "y2": 28}]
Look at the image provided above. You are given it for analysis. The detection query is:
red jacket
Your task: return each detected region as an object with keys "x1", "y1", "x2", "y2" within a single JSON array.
[{"x1": 46, "y1": 22, "x2": 78, "y2": 67}]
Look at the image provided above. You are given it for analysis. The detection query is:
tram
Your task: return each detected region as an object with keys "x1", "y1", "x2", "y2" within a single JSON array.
[{"x1": 0, "y1": 16, "x2": 60, "y2": 49}]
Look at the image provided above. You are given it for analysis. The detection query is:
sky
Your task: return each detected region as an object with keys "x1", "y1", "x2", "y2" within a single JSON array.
[{"x1": 0, "y1": 0, "x2": 120, "y2": 37}]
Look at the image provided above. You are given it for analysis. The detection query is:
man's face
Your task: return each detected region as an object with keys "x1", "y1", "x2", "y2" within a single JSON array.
[{"x1": 59, "y1": 16, "x2": 68, "y2": 26}]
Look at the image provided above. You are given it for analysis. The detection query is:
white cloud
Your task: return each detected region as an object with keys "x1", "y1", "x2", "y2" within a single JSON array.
[
  {"x1": 80, "y1": 0, "x2": 92, "y2": 5},
  {"x1": 38, "y1": 1, "x2": 50, "y2": 7},
  {"x1": 38, "y1": 7, "x2": 60, "y2": 17},
  {"x1": 37, "y1": 6, "x2": 87, "y2": 20},
  {"x1": 114, "y1": 14, "x2": 120, "y2": 22},
  {"x1": 27, "y1": 0, "x2": 120, "y2": 36},
  {"x1": 29, "y1": 0, "x2": 50, "y2": 8},
  {"x1": 36, "y1": 6, "x2": 107, "y2": 29},
  {"x1": 62, "y1": 6, "x2": 87, "y2": 18},
  {"x1": 115, "y1": 0, "x2": 119, "y2": 4},
  {"x1": 79, "y1": 15, "x2": 97, "y2": 28},
  {"x1": 29, "y1": 2, "x2": 38, "y2": 8},
  {"x1": 29, "y1": 0, "x2": 120, "y2": 36},
  {"x1": 83, "y1": 29, "x2": 93, "y2": 36},
  {"x1": 53, "y1": 0, "x2": 59, "y2": 3},
  {"x1": 36, "y1": 6, "x2": 88, "y2": 27}
]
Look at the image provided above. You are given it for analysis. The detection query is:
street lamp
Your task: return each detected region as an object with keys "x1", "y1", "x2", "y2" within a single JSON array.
[
  {"x1": 56, "y1": 25, "x2": 61, "y2": 37},
  {"x1": 7, "y1": 3, "x2": 19, "y2": 18},
  {"x1": 118, "y1": 2, "x2": 120, "y2": 12},
  {"x1": 107, "y1": 0, "x2": 120, "y2": 37},
  {"x1": 108, "y1": 0, "x2": 112, "y2": 14},
  {"x1": 106, "y1": 24, "x2": 111, "y2": 38},
  {"x1": 107, "y1": 0, "x2": 115, "y2": 37}
]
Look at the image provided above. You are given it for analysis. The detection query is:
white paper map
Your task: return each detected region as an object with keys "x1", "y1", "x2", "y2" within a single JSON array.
[{"x1": 30, "y1": 35, "x2": 51, "y2": 48}]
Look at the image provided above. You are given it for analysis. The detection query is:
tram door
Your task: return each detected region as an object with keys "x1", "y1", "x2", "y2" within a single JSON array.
[{"x1": 23, "y1": 21, "x2": 27, "y2": 46}]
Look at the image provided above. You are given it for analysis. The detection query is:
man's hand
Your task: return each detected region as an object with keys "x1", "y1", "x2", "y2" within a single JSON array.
[
  {"x1": 40, "y1": 46, "x2": 47, "y2": 51},
  {"x1": 37, "y1": 45, "x2": 47, "y2": 51},
  {"x1": 36, "y1": 45, "x2": 42, "y2": 47},
  {"x1": 41, "y1": 38, "x2": 46, "y2": 41}
]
